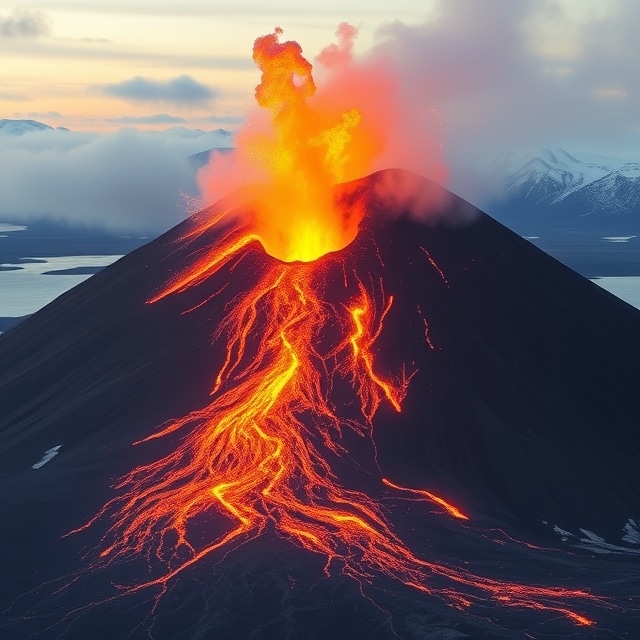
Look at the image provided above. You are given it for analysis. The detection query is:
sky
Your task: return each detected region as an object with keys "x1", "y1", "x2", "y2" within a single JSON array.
[
  {"x1": 1, "y1": 0, "x2": 434, "y2": 132},
  {"x1": 1, "y1": 0, "x2": 639, "y2": 232}
]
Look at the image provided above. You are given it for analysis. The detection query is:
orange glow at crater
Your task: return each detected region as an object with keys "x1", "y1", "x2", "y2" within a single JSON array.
[
  {"x1": 197, "y1": 24, "x2": 449, "y2": 263},
  {"x1": 250, "y1": 28, "x2": 363, "y2": 262},
  {"x1": 220, "y1": 27, "x2": 369, "y2": 263}
]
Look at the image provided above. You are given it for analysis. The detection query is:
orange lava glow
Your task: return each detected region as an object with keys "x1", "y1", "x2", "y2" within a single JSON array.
[
  {"x1": 197, "y1": 24, "x2": 450, "y2": 262},
  {"x1": 71, "y1": 215, "x2": 602, "y2": 628},
  {"x1": 382, "y1": 478, "x2": 469, "y2": 521},
  {"x1": 232, "y1": 27, "x2": 367, "y2": 262},
  {"x1": 70, "y1": 27, "x2": 604, "y2": 631}
]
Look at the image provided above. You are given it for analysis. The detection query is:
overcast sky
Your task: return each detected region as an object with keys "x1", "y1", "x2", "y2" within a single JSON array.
[{"x1": 1, "y1": 0, "x2": 639, "y2": 230}]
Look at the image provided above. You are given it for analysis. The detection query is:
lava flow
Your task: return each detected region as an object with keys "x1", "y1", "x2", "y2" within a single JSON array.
[{"x1": 71, "y1": 27, "x2": 603, "y2": 628}]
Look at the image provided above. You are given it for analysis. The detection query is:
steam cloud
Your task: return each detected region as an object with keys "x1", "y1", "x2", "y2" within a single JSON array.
[
  {"x1": 371, "y1": 0, "x2": 640, "y2": 204},
  {"x1": 197, "y1": 24, "x2": 451, "y2": 226},
  {"x1": 0, "y1": 129, "x2": 230, "y2": 233}
]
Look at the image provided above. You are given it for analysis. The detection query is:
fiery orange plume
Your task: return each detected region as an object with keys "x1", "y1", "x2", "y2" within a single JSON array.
[
  {"x1": 212, "y1": 27, "x2": 365, "y2": 262},
  {"x1": 249, "y1": 28, "x2": 365, "y2": 262},
  {"x1": 197, "y1": 25, "x2": 449, "y2": 263}
]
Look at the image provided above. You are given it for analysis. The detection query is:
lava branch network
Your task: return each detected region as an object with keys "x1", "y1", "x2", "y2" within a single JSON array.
[{"x1": 69, "y1": 27, "x2": 602, "y2": 628}]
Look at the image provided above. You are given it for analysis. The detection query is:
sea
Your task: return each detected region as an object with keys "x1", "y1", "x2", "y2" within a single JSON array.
[
  {"x1": 0, "y1": 255, "x2": 123, "y2": 317},
  {"x1": 0, "y1": 222, "x2": 147, "y2": 332},
  {"x1": 590, "y1": 276, "x2": 640, "y2": 310}
]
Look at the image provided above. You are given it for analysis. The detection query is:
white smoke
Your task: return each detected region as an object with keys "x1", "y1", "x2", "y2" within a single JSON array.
[{"x1": 0, "y1": 128, "x2": 230, "y2": 233}]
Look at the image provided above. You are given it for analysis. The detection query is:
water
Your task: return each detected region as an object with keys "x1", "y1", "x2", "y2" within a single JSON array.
[
  {"x1": 0, "y1": 255, "x2": 122, "y2": 317},
  {"x1": 590, "y1": 277, "x2": 640, "y2": 310}
]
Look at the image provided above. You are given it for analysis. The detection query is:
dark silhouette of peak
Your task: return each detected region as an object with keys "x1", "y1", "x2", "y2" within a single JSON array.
[{"x1": 0, "y1": 170, "x2": 639, "y2": 639}]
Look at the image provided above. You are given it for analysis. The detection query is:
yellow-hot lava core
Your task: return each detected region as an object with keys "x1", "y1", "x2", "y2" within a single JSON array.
[{"x1": 246, "y1": 27, "x2": 364, "y2": 262}]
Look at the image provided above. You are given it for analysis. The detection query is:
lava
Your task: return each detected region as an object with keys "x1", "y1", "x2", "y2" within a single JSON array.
[
  {"x1": 381, "y1": 478, "x2": 469, "y2": 521},
  {"x1": 79, "y1": 232, "x2": 416, "y2": 583},
  {"x1": 213, "y1": 26, "x2": 367, "y2": 263},
  {"x1": 70, "y1": 26, "x2": 605, "y2": 630},
  {"x1": 74, "y1": 216, "x2": 601, "y2": 626}
]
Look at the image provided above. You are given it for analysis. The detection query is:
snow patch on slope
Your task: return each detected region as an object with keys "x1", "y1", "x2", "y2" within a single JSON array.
[
  {"x1": 32, "y1": 445, "x2": 62, "y2": 469},
  {"x1": 547, "y1": 520, "x2": 640, "y2": 555}
]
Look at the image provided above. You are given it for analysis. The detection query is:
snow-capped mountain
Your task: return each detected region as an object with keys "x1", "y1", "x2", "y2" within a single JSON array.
[
  {"x1": 489, "y1": 148, "x2": 640, "y2": 234},
  {"x1": 0, "y1": 119, "x2": 55, "y2": 136},
  {"x1": 503, "y1": 149, "x2": 613, "y2": 206},
  {"x1": 561, "y1": 161, "x2": 640, "y2": 218}
]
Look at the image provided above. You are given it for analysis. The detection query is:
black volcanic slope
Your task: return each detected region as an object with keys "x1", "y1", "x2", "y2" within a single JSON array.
[{"x1": 1, "y1": 170, "x2": 639, "y2": 639}]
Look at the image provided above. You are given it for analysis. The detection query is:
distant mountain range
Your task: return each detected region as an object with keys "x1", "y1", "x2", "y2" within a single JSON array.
[
  {"x1": 0, "y1": 118, "x2": 68, "y2": 136},
  {"x1": 1, "y1": 118, "x2": 232, "y2": 168},
  {"x1": 488, "y1": 148, "x2": 640, "y2": 236},
  {"x1": 188, "y1": 145, "x2": 232, "y2": 168},
  {"x1": 4, "y1": 121, "x2": 636, "y2": 236},
  {"x1": 0, "y1": 118, "x2": 230, "y2": 139},
  {"x1": 3, "y1": 119, "x2": 637, "y2": 268}
]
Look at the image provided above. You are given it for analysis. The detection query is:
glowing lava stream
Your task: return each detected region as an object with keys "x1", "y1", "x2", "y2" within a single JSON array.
[{"x1": 71, "y1": 220, "x2": 602, "y2": 627}]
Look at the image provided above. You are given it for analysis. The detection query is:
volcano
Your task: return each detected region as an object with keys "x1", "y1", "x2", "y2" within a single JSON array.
[{"x1": 1, "y1": 170, "x2": 639, "y2": 639}]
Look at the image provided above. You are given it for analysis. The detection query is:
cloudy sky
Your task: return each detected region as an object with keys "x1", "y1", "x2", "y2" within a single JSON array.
[
  {"x1": 1, "y1": 0, "x2": 639, "y2": 231},
  {"x1": 1, "y1": 0, "x2": 432, "y2": 131}
]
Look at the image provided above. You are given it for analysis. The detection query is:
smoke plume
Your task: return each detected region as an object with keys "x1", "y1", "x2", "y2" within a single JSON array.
[{"x1": 197, "y1": 24, "x2": 451, "y2": 229}]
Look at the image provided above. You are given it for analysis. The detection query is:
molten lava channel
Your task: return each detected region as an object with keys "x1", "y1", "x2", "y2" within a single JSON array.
[{"x1": 71, "y1": 207, "x2": 601, "y2": 628}]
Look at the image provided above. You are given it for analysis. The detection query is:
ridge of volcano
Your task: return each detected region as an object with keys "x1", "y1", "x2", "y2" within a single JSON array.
[{"x1": 1, "y1": 169, "x2": 639, "y2": 639}]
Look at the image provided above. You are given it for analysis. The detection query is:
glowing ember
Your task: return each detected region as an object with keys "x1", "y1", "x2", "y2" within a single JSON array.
[
  {"x1": 382, "y1": 478, "x2": 469, "y2": 521},
  {"x1": 69, "y1": 27, "x2": 604, "y2": 630}
]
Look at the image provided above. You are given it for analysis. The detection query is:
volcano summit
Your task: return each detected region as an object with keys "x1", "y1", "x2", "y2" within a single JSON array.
[{"x1": 1, "y1": 170, "x2": 639, "y2": 639}]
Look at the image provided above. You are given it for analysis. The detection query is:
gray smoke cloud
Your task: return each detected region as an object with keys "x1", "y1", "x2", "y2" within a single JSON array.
[
  {"x1": 4, "y1": 1, "x2": 639, "y2": 232},
  {"x1": 0, "y1": 128, "x2": 231, "y2": 233},
  {"x1": 372, "y1": 0, "x2": 640, "y2": 203},
  {"x1": 102, "y1": 75, "x2": 217, "y2": 106}
]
